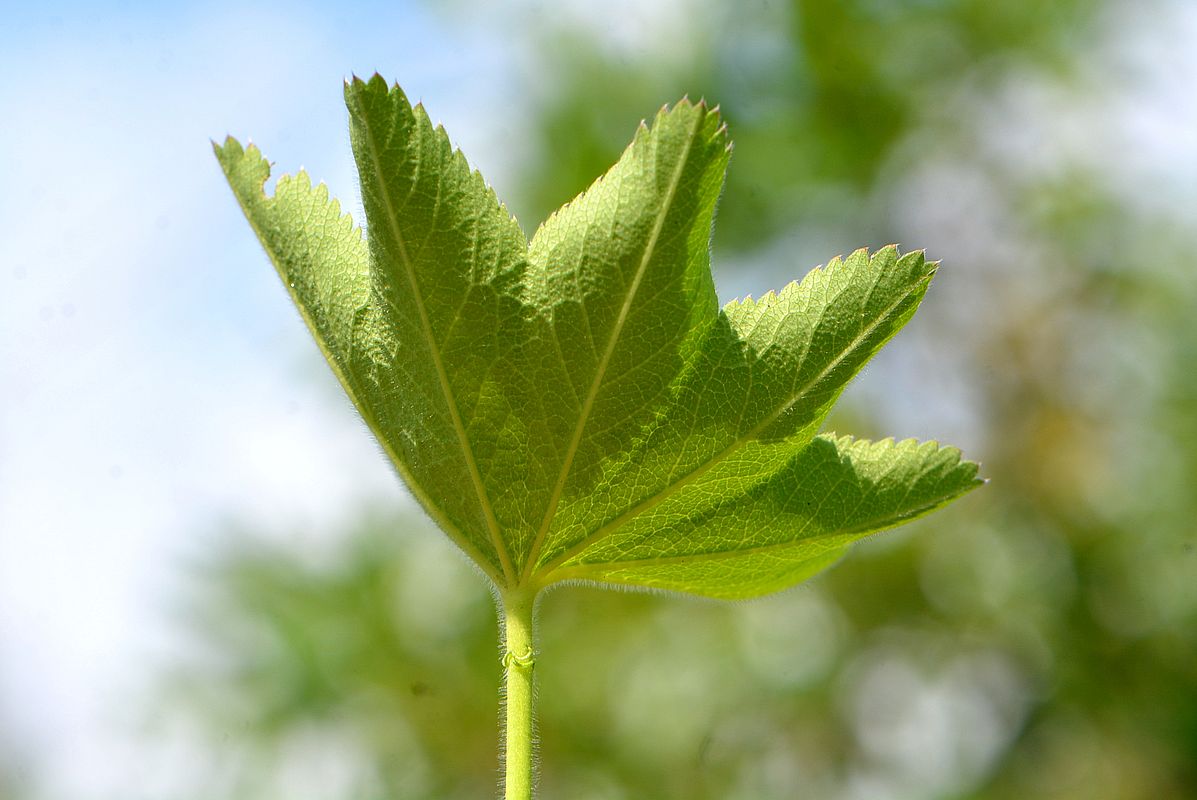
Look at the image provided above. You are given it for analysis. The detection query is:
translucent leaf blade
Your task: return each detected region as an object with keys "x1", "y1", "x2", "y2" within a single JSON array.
[
  {"x1": 343, "y1": 76, "x2": 533, "y2": 583},
  {"x1": 214, "y1": 137, "x2": 369, "y2": 389},
  {"x1": 536, "y1": 247, "x2": 937, "y2": 575},
  {"x1": 215, "y1": 134, "x2": 512, "y2": 583},
  {"x1": 219, "y1": 77, "x2": 983, "y2": 601},
  {"x1": 519, "y1": 100, "x2": 731, "y2": 575},
  {"x1": 552, "y1": 435, "x2": 982, "y2": 598}
]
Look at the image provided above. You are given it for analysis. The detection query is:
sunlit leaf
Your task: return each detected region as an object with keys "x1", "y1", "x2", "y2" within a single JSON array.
[{"x1": 215, "y1": 74, "x2": 980, "y2": 600}]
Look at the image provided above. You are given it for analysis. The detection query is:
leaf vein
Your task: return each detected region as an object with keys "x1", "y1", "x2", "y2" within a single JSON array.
[
  {"x1": 522, "y1": 108, "x2": 705, "y2": 582},
  {"x1": 539, "y1": 273, "x2": 930, "y2": 576},
  {"x1": 352, "y1": 90, "x2": 517, "y2": 586}
]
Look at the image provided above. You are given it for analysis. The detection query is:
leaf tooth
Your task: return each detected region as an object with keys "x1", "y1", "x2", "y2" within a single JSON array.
[
  {"x1": 530, "y1": 98, "x2": 729, "y2": 245},
  {"x1": 213, "y1": 136, "x2": 265, "y2": 182},
  {"x1": 398, "y1": 100, "x2": 526, "y2": 237},
  {"x1": 830, "y1": 433, "x2": 982, "y2": 483},
  {"x1": 348, "y1": 76, "x2": 528, "y2": 241},
  {"x1": 280, "y1": 174, "x2": 362, "y2": 238},
  {"x1": 214, "y1": 136, "x2": 363, "y2": 240},
  {"x1": 723, "y1": 244, "x2": 935, "y2": 320},
  {"x1": 345, "y1": 71, "x2": 395, "y2": 95},
  {"x1": 213, "y1": 134, "x2": 243, "y2": 157},
  {"x1": 285, "y1": 169, "x2": 314, "y2": 191}
]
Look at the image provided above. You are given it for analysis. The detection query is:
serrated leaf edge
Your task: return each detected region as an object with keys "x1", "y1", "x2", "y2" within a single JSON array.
[
  {"x1": 535, "y1": 247, "x2": 935, "y2": 579},
  {"x1": 345, "y1": 76, "x2": 519, "y2": 585},
  {"x1": 520, "y1": 102, "x2": 715, "y2": 583},
  {"x1": 214, "y1": 136, "x2": 512, "y2": 588},
  {"x1": 549, "y1": 435, "x2": 980, "y2": 579}
]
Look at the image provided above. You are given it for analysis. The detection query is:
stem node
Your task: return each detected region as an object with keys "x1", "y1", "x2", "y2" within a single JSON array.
[{"x1": 502, "y1": 591, "x2": 537, "y2": 800}]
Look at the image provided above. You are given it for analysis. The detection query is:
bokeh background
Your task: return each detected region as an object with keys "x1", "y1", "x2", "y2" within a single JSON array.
[{"x1": 2, "y1": 1, "x2": 1195, "y2": 798}]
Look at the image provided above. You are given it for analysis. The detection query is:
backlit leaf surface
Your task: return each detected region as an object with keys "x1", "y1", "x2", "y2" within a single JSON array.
[{"x1": 216, "y1": 75, "x2": 980, "y2": 599}]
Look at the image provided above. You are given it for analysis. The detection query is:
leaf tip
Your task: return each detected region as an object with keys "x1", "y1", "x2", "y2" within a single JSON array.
[
  {"x1": 213, "y1": 134, "x2": 250, "y2": 158},
  {"x1": 344, "y1": 72, "x2": 368, "y2": 96},
  {"x1": 345, "y1": 72, "x2": 403, "y2": 102}
]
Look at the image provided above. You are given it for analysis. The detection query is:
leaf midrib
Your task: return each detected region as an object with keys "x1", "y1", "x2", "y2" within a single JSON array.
[
  {"x1": 220, "y1": 145, "x2": 507, "y2": 588},
  {"x1": 352, "y1": 92, "x2": 517, "y2": 586},
  {"x1": 550, "y1": 467, "x2": 960, "y2": 576},
  {"x1": 520, "y1": 108, "x2": 705, "y2": 583},
  {"x1": 536, "y1": 271, "x2": 932, "y2": 577}
]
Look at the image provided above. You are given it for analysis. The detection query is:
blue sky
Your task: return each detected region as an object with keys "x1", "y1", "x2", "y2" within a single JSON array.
[
  {"x1": 0, "y1": 0, "x2": 724, "y2": 791},
  {"x1": 0, "y1": 2, "x2": 532, "y2": 796}
]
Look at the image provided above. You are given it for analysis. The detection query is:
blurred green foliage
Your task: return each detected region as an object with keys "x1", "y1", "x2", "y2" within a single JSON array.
[
  {"x1": 167, "y1": 1, "x2": 1197, "y2": 797},
  {"x1": 0, "y1": 720, "x2": 30, "y2": 800},
  {"x1": 514, "y1": 0, "x2": 1099, "y2": 254}
]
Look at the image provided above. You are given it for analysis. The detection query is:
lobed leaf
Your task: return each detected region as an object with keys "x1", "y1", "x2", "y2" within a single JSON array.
[
  {"x1": 343, "y1": 75, "x2": 536, "y2": 584},
  {"x1": 552, "y1": 435, "x2": 981, "y2": 599},
  {"x1": 218, "y1": 76, "x2": 981, "y2": 600},
  {"x1": 213, "y1": 137, "x2": 368, "y2": 389},
  {"x1": 518, "y1": 99, "x2": 730, "y2": 579},
  {"x1": 533, "y1": 246, "x2": 939, "y2": 577}
]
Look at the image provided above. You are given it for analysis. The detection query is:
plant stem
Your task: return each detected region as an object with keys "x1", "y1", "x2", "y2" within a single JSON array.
[{"x1": 502, "y1": 589, "x2": 537, "y2": 800}]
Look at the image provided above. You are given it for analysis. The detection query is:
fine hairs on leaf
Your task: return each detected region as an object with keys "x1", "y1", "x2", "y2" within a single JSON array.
[{"x1": 215, "y1": 74, "x2": 982, "y2": 799}]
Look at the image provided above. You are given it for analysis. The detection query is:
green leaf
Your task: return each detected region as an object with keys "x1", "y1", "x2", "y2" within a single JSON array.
[
  {"x1": 216, "y1": 75, "x2": 981, "y2": 601},
  {"x1": 213, "y1": 137, "x2": 368, "y2": 396},
  {"x1": 552, "y1": 434, "x2": 980, "y2": 599},
  {"x1": 343, "y1": 76, "x2": 530, "y2": 585},
  {"x1": 532, "y1": 246, "x2": 945, "y2": 575},
  {"x1": 518, "y1": 99, "x2": 730, "y2": 579}
]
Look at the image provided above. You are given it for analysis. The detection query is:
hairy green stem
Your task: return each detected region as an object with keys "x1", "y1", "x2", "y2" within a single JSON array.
[{"x1": 502, "y1": 590, "x2": 537, "y2": 800}]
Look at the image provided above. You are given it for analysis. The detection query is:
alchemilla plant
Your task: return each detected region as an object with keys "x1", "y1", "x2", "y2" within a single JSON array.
[{"x1": 216, "y1": 74, "x2": 981, "y2": 799}]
